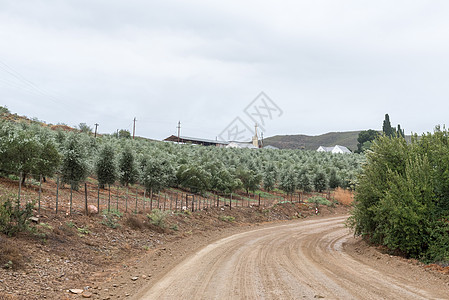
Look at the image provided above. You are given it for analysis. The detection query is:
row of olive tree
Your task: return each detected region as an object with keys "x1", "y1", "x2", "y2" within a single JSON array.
[{"x1": 0, "y1": 119, "x2": 363, "y2": 196}]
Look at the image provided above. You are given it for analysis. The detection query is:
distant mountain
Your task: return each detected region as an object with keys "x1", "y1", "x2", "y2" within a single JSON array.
[{"x1": 263, "y1": 131, "x2": 362, "y2": 151}]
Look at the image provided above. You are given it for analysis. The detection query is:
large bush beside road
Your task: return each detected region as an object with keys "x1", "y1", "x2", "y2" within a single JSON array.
[{"x1": 350, "y1": 128, "x2": 449, "y2": 262}]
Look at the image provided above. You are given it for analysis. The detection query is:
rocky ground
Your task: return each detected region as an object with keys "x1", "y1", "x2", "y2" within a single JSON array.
[
  {"x1": 0, "y1": 199, "x2": 344, "y2": 299},
  {"x1": 2, "y1": 194, "x2": 448, "y2": 300}
]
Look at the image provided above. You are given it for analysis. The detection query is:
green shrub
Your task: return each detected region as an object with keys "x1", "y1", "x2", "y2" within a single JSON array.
[
  {"x1": 101, "y1": 209, "x2": 123, "y2": 218},
  {"x1": 219, "y1": 215, "x2": 235, "y2": 222},
  {"x1": 101, "y1": 209, "x2": 122, "y2": 229},
  {"x1": 307, "y1": 196, "x2": 332, "y2": 206},
  {"x1": 77, "y1": 226, "x2": 89, "y2": 235},
  {"x1": 101, "y1": 214, "x2": 120, "y2": 229},
  {"x1": 66, "y1": 221, "x2": 75, "y2": 228},
  {"x1": 7, "y1": 175, "x2": 19, "y2": 181},
  {"x1": 349, "y1": 131, "x2": 449, "y2": 262},
  {"x1": 276, "y1": 200, "x2": 291, "y2": 205},
  {"x1": 0, "y1": 199, "x2": 33, "y2": 236},
  {"x1": 147, "y1": 209, "x2": 167, "y2": 228}
]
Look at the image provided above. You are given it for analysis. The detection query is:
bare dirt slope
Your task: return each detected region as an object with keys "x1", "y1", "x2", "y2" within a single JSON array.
[{"x1": 134, "y1": 215, "x2": 449, "y2": 300}]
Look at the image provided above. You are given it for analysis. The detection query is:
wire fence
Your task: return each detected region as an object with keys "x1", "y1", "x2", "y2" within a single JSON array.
[{"x1": 0, "y1": 171, "x2": 310, "y2": 217}]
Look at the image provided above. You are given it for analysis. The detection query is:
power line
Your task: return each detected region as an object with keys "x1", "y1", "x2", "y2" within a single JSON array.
[{"x1": 0, "y1": 58, "x2": 79, "y2": 114}]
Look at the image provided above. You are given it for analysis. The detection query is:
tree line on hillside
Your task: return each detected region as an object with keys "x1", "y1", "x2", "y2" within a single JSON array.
[{"x1": 0, "y1": 119, "x2": 363, "y2": 198}]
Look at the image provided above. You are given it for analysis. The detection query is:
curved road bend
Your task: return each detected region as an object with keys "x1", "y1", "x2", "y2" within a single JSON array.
[{"x1": 135, "y1": 215, "x2": 449, "y2": 300}]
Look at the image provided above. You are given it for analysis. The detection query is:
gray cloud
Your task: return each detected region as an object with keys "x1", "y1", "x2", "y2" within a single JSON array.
[{"x1": 1, "y1": 0, "x2": 449, "y2": 140}]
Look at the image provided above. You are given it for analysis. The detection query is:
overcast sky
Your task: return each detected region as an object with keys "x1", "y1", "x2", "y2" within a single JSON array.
[{"x1": 1, "y1": 0, "x2": 449, "y2": 141}]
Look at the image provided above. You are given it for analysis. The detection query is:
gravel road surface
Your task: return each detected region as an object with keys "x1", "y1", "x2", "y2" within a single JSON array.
[{"x1": 135, "y1": 215, "x2": 449, "y2": 299}]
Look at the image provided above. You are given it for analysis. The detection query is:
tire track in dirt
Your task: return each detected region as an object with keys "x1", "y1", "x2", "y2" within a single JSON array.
[{"x1": 134, "y1": 215, "x2": 449, "y2": 299}]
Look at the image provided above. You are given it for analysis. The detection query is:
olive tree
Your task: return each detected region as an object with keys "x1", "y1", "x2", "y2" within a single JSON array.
[
  {"x1": 118, "y1": 146, "x2": 138, "y2": 186},
  {"x1": 95, "y1": 144, "x2": 117, "y2": 188},
  {"x1": 60, "y1": 134, "x2": 89, "y2": 190}
]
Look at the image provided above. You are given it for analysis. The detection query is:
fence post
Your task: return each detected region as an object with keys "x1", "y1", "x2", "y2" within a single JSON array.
[
  {"x1": 70, "y1": 185, "x2": 73, "y2": 215},
  {"x1": 97, "y1": 184, "x2": 100, "y2": 212},
  {"x1": 169, "y1": 193, "x2": 172, "y2": 211},
  {"x1": 258, "y1": 194, "x2": 261, "y2": 207},
  {"x1": 135, "y1": 187, "x2": 138, "y2": 213},
  {"x1": 38, "y1": 175, "x2": 42, "y2": 215},
  {"x1": 185, "y1": 193, "x2": 188, "y2": 211},
  {"x1": 126, "y1": 187, "x2": 129, "y2": 212},
  {"x1": 55, "y1": 176, "x2": 59, "y2": 214},
  {"x1": 163, "y1": 194, "x2": 166, "y2": 211},
  {"x1": 108, "y1": 184, "x2": 111, "y2": 213},
  {"x1": 116, "y1": 185, "x2": 119, "y2": 211},
  {"x1": 17, "y1": 172, "x2": 22, "y2": 210},
  {"x1": 230, "y1": 193, "x2": 232, "y2": 210},
  {"x1": 175, "y1": 192, "x2": 178, "y2": 212},
  {"x1": 84, "y1": 183, "x2": 88, "y2": 215},
  {"x1": 191, "y1": 195, "x2": 194, "y2": 212}
]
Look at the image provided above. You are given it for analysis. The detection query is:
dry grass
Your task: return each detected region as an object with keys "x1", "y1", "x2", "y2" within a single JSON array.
[
  {"x1": 125, "y1": 215, "x2": 145, "y2": 230},
  {"x1": 333, "y1": 188, "x2": 354, "y2": 206},
  {"x1": 0, "y1": 239, "x2": 24, "y2": 270}
]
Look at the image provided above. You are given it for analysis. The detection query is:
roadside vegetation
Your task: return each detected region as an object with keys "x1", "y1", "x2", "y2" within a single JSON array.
[
  {"x1": 0, "y1": 106, "x2": 362, "y2": 204},
  {"x1": 350, "y1": 127, "x2": 449, "y2": 263}
]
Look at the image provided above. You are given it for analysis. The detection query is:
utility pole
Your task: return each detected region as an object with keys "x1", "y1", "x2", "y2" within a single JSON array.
[
  {"x1": 94, "y1": 123, "x2": 99, "y2": 138},
  {"x1": 261, "y1": 132, "x2": 264, "y2": 148},
  {"x1": 132, "y1": 117, "x2": 136, "y2": 140},
  {"x1": 177, "y1": 121, "x2": 181, "y2": 143}
]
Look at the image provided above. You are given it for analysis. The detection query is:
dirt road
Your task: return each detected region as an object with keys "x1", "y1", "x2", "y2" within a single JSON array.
[{"x1": 135, "y1": 215, "x2": 449, "y2": 299}]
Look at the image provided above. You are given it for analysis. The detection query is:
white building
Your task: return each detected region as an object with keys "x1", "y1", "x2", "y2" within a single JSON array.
[
  {"x1": 317, "y1": 145, "x2": 351, "y2": 154},
  {"x1": 263, "y1": 145, "x2": 279, "y2": 150},
  {"x1": 226, "y1": 142, "x2": 258, "y2": 149}
]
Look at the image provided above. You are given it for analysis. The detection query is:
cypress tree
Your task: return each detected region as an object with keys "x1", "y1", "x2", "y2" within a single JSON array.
[
  {"x1": 397, "y1": 124, "x2": 405, "y2": 138},
  {"x1": 382, "y1": 114, "x2": 394, "y2": 137}
]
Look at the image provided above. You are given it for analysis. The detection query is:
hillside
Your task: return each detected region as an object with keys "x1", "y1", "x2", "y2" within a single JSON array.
[
  {"x1": 264, "y1": 131, "x2": 362, "y2": 151},
  {"x1": 0, "y1": 106, "x2": 158, "y2": 141}
]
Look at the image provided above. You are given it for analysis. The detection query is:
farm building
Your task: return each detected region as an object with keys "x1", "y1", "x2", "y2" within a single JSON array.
[
  {"x1": 317, "y1": 145, "x2": 351, "y2": 154},
  {"x1": 164, "y1": 124, "x2": 264, "y2": 149},
  {"x1": 164, "y1": 123, "x2": 264, "y2": 149},
  {"x1": 164, "y1": 135, "x2": 229, "y2": 147}
]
